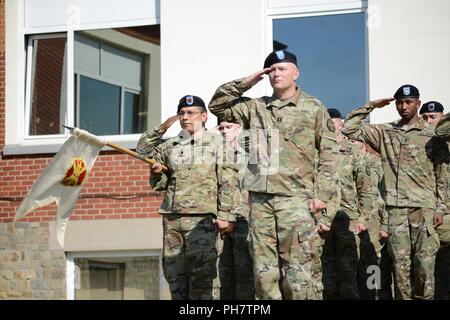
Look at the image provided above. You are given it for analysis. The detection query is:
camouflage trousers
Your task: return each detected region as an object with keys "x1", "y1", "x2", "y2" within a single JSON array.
[
  {"x1": 435, "y1": 215, "x2": 450, "y2": 300},
  {"x1": 162, "y1": 213, "x2": 217, "y2": 300},
  {"x1": 360, "y1": 220, "x2": 393, "y2": 300},
  {"x1": 387, "y1": 207, "x2": 440, "y2": 300},
  {"x1": 378, "y1": 244, "x2": 394, "y2": 300},
  {"x1": 321, "y1": 217, "x2": 361, "y2": 299},
  {"x1": 214, "y1": 216, "x2": 256, "y2": 300},
  {"x1": 248, "y1": 192, "x2": 322, "y2": 300}
]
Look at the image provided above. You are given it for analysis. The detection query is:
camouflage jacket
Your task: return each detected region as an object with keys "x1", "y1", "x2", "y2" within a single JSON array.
[
  {"x1": 435, "y1": 113, "x2": 450, "y2": 140},
  {"x1": 363, "y1": 150, "x2": 389, "y2": 232},
  {"x1": 342, "y1": 104, "x2": 440, "y2": 211},
  {"x1": 208, "y1": 79, "x2": 339, "y2": 225},
  {"x1": 150, "y1": 128, "x2": 240, "y2": 222},
  {"x1": 431, "y1": 137, "x2": 450, "y2": 216},
  {"x1": 136, "y1": 124, "x2": 168, "y2": 159},
  {"x1": 334, "y1": 139, "x2": 372, "y2": 223}
]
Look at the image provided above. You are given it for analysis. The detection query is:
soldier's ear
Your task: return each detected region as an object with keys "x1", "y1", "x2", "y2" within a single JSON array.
[
  {"x1": 293, "y1": 67, "x2": 300, "y2": 81},
  {"x1": 201, "y1": 112, "x2": 208, "y2": 126}
]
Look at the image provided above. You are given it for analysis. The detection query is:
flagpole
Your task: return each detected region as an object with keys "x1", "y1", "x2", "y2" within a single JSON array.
[{"x1": 63, "y1": 126, "x2": 168, "y2": 172}]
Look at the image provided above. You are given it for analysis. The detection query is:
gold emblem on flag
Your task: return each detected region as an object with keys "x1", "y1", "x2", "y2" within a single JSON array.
[{"x1": 61, "y1": 158, "x2": 88, "y2": 186}]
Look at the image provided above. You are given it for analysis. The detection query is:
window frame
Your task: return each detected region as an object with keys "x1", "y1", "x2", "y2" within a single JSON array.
[
  {"x1": 4, "y1": 0, "x2": 160, "y2": 155},
  {"x1": 264, "y1": 0, "x2": 369, "y2": 98},
  {"x1": 66, "y1": 250, "x2": 164, "y2": 300},
  {"x1": 25, "y1": 33, "x2": 68, "y2": 140}
]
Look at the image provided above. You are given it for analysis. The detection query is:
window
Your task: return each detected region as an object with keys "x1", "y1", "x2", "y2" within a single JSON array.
[
  {"x1": 272, "y1": 12, "x2": 367, "y2": 117},
  {"x1": 25, "y1": 26, "x2": 160, "y2": 139},
  {"x1": 68, "y1": 253, "x2": 162, "y2": 300},
  {"x1": 74, "y1": 33, "x2": 147, "y2": 135},
  {"x1": 26, "y1": 34, "x2": 67, "y2": 136}
]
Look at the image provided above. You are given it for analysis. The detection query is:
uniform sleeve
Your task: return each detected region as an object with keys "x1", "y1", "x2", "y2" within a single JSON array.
[
  {"x1": 149, "y1": 145, "x2": 169, "y2": 191},
  {"x1": 208, "y1": 78, "x2": 253, "y2": 128},
  {"x1": 136, "y1": 125, "x2": 166, "y2": 158},
  {"x1": 215, "y1": 142, "x2": 241, "y2": 222},
  {"x1": 314, "y1": 107, "x2": 340, "y2": 226},
  {"x1": 433, "y1": 139, "x2": 450, "y2": 216},
  {"x1": 354, "y1": 151, "x2": 374, "y2": 225},
  {"x1": 342, "y1": 104, "x2": 383, "y2": 153},
  {"x1": 435, "y1": 114, "x2": 450, "y2": 141}
]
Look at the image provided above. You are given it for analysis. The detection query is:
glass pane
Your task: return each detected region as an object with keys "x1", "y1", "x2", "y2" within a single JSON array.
[
  {"x1": 74, "y1": 256, "x2": 160, "y2": 300},
  {"x1": 124, "y1": 91, "x2": 146, "y2": 134},
  {"x1": 73, "y1": 25, "x2": 161, "y2": 135},
  {"x1": 29, "y1": 37, "x2": 67, "y2": 135},
  {"x1": 273, "y1": 13, "x2": 366, "y2": 117},
  {"x1": 78, "y1": 75, "x2": 121, "y2": 135}
]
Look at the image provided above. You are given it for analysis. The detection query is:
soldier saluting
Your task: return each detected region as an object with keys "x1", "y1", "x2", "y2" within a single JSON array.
[
  {"x1": 342, "y1": 85, "x2": 443, "y2": 300},
  {"x1": 209, "y1": 50, "x2": 339, "y2": 300},
  {"x1": 149, "y1": 95, "x2": 240, "y2": 300}
]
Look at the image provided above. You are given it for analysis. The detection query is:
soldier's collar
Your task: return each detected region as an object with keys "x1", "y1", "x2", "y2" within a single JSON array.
[
  {"x1": 268, "y1": 87, "x2": 301, "y2": 108},
  {"x1": 394, "y1": 117, "x2": 427, "y2": 131}
]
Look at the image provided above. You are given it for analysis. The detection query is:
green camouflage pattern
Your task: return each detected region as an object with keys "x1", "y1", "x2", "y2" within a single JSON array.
[
  {"x1": 162, "y1": 214, "x2": 217, "y2": 299},
  {"x1": 150, "y1": 128, "x2": 240, "y2": 222},
  {"x1": 215, "y1": 216, "x2": 255, "y2": 300},
  {"x1": 435, "y1": 113, "x2": 450, "y2": 140},
  {"x1": 137, "y1": 124, "x2": 167, "y2": 159},
  {"x1": 342, "y1": 104, "x2": 439, "y2": 210},
  {"x1": 321, "y1": 139, "x2": 371, "y2": 299},
  {"x1": 387, "y1": 206, "x2": 440, "y2": 300},
  {"x1": 248, "y1": 192, "x2": 322, "y2": 300},
  {"x1": 209, "y1": 79, "x2": 339, "y2": 225}
]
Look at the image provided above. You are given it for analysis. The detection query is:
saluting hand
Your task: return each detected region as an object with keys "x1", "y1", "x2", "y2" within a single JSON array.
[
  {"x1": 243, "y1": 68, "x2": 272, "y2": 88},
  {"x1": 160, "y1": 114, "x2": 180, "y2": 132},
  {"x1": 370, "y1": 98, "x2": 395, "y2": 108}
]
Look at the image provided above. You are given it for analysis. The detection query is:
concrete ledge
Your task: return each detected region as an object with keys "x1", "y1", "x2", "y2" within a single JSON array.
[{"x1": 49, "y1": 218, "x2": 163, "y2": 252}]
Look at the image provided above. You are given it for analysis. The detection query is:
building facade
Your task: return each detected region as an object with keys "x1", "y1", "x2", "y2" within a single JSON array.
[{"x1": 0, "y1": 0, "x2": 449, "y2": 299}]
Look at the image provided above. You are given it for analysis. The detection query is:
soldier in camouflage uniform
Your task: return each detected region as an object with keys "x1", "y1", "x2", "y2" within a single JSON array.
[
  {"x1": 208, "y1": 50, "x2": 339, "y2": 300},
  {"x1": 357, "y1": 144, "x2": 392, "y2": 300},
  {"x1": 432, "y1": 114, "x2": 450, "y2": 299},
  {"x1": 321, "y1": 108, "x2": 372, "y2": 299},
  {"x1": 214, "y1": 121, "x2": 255, "y2": 300},
  {"x1": 419, "y1": 101, "x2": 445, "y2": 126},
  {"x1": 137, "y1": 114, "x2": 180, "y2": 159},
  {"x1": 341, "y1": 85, "x2": 443, "y2": 300},
  {"x1": 147, "y1": 95, "x2": 240, "y2": 300}
]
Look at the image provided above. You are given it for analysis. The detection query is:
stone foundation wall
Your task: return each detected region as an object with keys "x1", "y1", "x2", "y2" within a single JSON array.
[{"x1": 0, "y1": 222, "x2": 66, "y2": 299}]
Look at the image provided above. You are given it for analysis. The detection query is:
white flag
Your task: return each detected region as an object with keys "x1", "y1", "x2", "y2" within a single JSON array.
[{"x1": 15, "y1": 128, "x2": 106, "y2": 247}]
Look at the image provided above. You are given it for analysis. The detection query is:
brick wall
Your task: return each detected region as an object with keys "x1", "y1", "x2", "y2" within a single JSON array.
[{"x1": 0, "y1": 152, "x2": 164, "y2": 223}]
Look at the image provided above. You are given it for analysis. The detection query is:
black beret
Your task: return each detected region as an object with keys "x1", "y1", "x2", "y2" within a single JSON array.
[
  {"x1": 264, "y1": 50, "x2": 298, "y2": 69},
  {"x1": 177, "y1": 95, "x2": 206, "y2": 112},
  {"x1": 327, "y1": 108, "x2": 342, "y2": 119},
  {"x1": 394, "y1": 84, "x2": 420, "y2": 100},
  {"x1": 420, "y1": 101, "x2": 444, "y2": 114}
]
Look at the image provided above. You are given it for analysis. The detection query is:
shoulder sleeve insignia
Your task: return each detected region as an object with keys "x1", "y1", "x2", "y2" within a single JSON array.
[{"x1": 327, "y1": 119, "x2": 336, "y2": 132}]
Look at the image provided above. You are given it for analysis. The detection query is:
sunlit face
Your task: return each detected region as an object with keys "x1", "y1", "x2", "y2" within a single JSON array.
[
  {"x1": 177, "y1": 106, "x2": 207, "y2": 135},
  {"x1": 268, "y1": 62, "x2": 299, "y2": 91},
  {"x1": 218, "y1": 121, "x2": 241, "y2": 141},
  {"x1": 421, "y1": 112, "x2": 444, "y2": 126},
  {"x1": 331, "y1": 118, "x2": 343, "y2": 134},
  {"x1": 395, "y1": 98, "x2": 420, "y2": 121}
]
